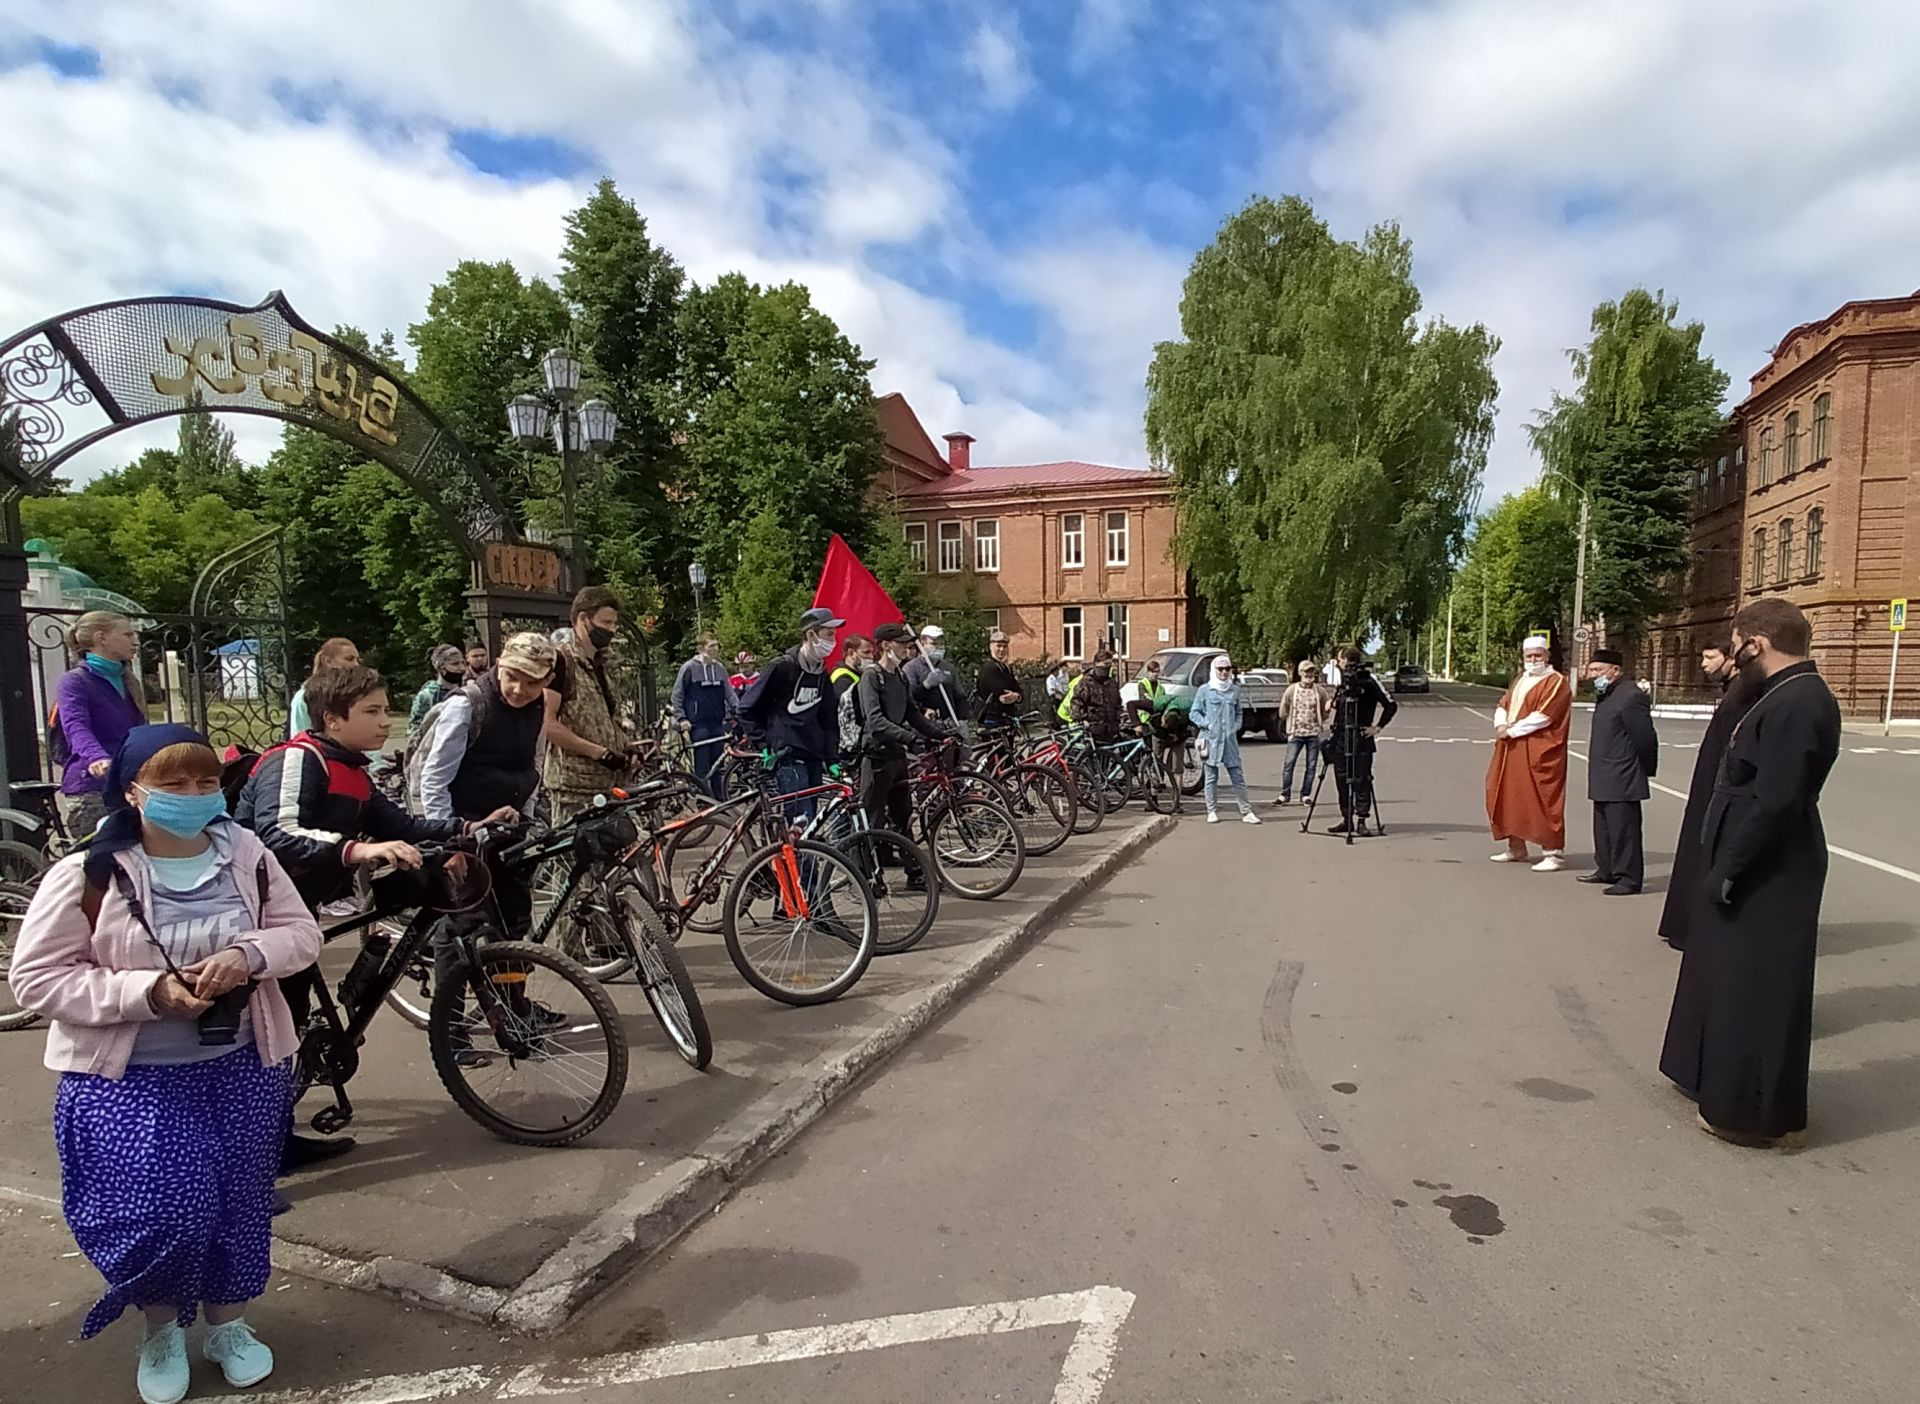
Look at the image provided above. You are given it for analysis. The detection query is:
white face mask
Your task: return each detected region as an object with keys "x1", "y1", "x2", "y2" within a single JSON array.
[
  {"x1": 1523, "y1": 659, "x2": 1550, "y2": 678},
  {"x1": 800, "y1": 636, "x2": 833, "y2": 666}
]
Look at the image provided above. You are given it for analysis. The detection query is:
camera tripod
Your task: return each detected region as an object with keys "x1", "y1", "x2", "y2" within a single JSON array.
[{"x1": 1299, "y1": 685, "x2": 1387, "y2": 845}]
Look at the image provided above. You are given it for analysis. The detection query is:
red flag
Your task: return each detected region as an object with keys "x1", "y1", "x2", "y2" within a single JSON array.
[{"x1": 812, "y1": 533, "x2": 902, "y2": 668}]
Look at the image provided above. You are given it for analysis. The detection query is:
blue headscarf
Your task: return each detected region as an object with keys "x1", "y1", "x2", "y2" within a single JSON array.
[{"x1": 83, "y1": 723, "x2": 218, "y2": 888}]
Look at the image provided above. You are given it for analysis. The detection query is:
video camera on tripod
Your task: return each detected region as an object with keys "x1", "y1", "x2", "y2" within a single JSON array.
[{"x1": 1300, "y1": 653, "x2": 1395, "y2": 843}]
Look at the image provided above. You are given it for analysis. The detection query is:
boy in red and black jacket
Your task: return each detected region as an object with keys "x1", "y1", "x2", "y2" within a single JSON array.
[{"x1": 235, "y1": 665, "x2": 468, "y2": 908}]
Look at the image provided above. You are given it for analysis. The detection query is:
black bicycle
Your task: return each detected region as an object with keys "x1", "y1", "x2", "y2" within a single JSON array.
[{"x1": 291, "y1": 830, "x2": 627, "y2": 1148}]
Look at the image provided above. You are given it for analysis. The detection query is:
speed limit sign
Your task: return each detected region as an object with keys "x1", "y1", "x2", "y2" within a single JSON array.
[{"x1": 1574, "y1": 626, "x2": 1593, "y2": 643}]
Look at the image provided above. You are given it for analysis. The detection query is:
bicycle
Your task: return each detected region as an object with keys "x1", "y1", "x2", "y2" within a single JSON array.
[
  {"x1": 1, "y1": 881, "x2": 36, "y2": 1032},
  {"x1": 0, "y1": 780, "x2": 79, "y2": 885},
  {"x1": 784, "y1": 770, "x2": 941, "y2": 956},
  {"x1": 968, "y1": 724, "x2": 1079, "y2": 856},
  {"x1": 1004, "y1": 717, "x2": 1107, "y2": 836},
  {"x1": 393, "y1": 792, "x2": 715, "y2": 1071},
  {"x1": 291, "y1": 830, "x2": 628, "y2": 1147},
  {"x1": 906, "y1": 742, "x2": 1027, "y2": 900}
]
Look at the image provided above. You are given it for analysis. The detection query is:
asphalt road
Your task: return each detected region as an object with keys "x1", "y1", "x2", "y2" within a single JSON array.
[{"x1": 7, "y1": 681, "x2": 1918, "y2": 1402}]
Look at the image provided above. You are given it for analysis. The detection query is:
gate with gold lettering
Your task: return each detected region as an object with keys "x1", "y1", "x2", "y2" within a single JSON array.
[{"x1": 0, "y1": 292, "x2": 570, "y2": 791}]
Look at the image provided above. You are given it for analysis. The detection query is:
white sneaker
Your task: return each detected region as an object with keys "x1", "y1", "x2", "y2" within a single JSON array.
[
  {"x1": 1241, "y1": 812, "x2": 1262, "y2": 825},
  {"x1": 1531, "y1": 854, "x2": 1565, "y2": 873},
  {"x1": 1490, "y1": 850, "x2": 1524, "y2": 863},
  {"x1": 1206, "y1": 812, "x2": 1220, "y2": 824}
]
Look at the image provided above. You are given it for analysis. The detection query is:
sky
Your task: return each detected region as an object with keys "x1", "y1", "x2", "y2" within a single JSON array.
[{"x1": 3, "y1": 0, "x2": 1918, "y2": 506}]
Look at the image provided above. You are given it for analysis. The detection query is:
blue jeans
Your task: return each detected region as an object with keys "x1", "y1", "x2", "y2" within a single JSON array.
[
  {"x1": 775, "y1": 756, "x2": 825, "y2": 824},
  {"x1": 1281, "y1": 735, "x2": 1320, "y2": 800},
  {"x1": 1203, "y1": 762, "x2": 1251, "y2": 816}
]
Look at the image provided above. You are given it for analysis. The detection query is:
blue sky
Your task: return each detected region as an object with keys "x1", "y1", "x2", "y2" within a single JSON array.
[{"x1": 3, "y1": 0, "x2": 1918, "y2": 500}]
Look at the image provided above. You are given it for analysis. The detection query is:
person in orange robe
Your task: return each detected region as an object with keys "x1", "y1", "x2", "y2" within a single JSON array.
[{"x1": 1485, "y1": 635, "x2": 1571, "y2": 872}]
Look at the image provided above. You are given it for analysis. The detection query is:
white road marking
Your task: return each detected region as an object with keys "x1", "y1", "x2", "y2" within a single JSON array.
[
  {"x1": 244, "y1": 1287, "x2": 1137, "y2": 1404},
  {"x1": 1445, "y1": 691, "x2": 1920, "y2": 889}
]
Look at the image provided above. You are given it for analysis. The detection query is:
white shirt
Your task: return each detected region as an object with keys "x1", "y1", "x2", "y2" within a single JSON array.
[{"x1": 1494, "y1": 670, "x2": 1556, "y2": 739}]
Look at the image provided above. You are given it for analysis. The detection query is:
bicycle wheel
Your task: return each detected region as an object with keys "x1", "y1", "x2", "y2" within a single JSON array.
[
  {"x1": 1066, "y1": 759, "x2": 1107, "y2": 834},
  {"x1": 1179, "y1": 739, "x2": 1205, "y2": 797},
  {"x1": 1006, "y1": 763, "x2": 1076, "y2": 857},
  {"x1": 1098, "y1": 754, "x2": 1131, "y2": 814},
  {"x1": 428, "y1": 941, "x2": 627, "y2": 1147},
  {"x1": 1138, "y1": 751, "x2": 1176, "y2": 814},
  {"x1": 723, "y1": 838, "x2": 876, "y2": 1005},
  {"x1": 839, "y1": 827, "x2": 939, "y2": 956},
  {"x1": 614, "y1": 878, "x2": 712, "y2": 1069},
  {"x1": 0, "y1": 882, "x2": 40, "y2": 1032},
  {"x1": 0, "y1": 840, "x2": 46, "y2": 886},
  {"x1": 926, "y1": 796, "x2": 1026, "y2": 900}
]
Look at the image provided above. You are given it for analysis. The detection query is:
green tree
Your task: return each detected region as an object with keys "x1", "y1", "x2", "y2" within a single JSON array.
[
  {"x1": 1145, "y1": 195, "x2": 1499, "y2": 665},
  {"x1": 174, "y1": 401, "x2": 255, "y2": 510},
  {"x1": 862, "y1": 508, "x2": 927, "y2": 628},
  {"x1": 1454, "y1": 488, "x2": 1578, "y2": 674},
  {"x1": 717, "y1": 504, "x2": 810, "y2": 659},
  {"x1": 1528, "y1": 289, "x2": 1729, "y2": 641},
  {"x1": 22, "y1": 484, "x2": 263, "y2": 614},
  {"x1": 673, "y1": 274, "x2": 883, "y2": 614},
  {"x1": 939, "y1": 583, "x2": 995, "y2": 684}
]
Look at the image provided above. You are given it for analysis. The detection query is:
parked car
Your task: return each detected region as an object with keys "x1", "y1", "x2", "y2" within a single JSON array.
[
  {"x1": 1143, "y1": 648, "x2": 1285, "y2": 742},
  {"x1": 1393, "y1": 664, "x2": 1431, "y2": 694}
]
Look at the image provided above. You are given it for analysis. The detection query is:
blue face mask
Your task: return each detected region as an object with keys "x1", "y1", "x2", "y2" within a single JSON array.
[
  {"x1": 134, "y1": 786, "x2": 226, "y2": 839},
  {"x1": 1592, "y1": 676, "x2": 1612, "y2": 695}
]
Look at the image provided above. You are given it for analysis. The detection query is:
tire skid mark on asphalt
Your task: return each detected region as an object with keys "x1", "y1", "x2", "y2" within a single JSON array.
[
  {"x1": 1260, "y1": 959, "x2": 1530, "y2": 1378},
  {"x1": 1549, "y1": 984, "x2": 1677, "y2": 1116}
]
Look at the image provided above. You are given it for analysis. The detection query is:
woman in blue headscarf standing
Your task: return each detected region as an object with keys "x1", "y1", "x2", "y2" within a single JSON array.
[
  {"x1": 1187, "y1": 653, "x2": 1262, "y2": 826},
  {"x1": 12, "y1": 723, "x2": 321, "y2": 1403},
  {"x1": 53, "y1": 610, "x2": 148, "y2": 838}
]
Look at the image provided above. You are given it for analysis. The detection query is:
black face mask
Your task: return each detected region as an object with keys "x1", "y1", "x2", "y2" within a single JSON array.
[
  {"x1": 587, "y1": 624, "x2": 617, "y2": 651},
  {"x1": 440, "y1": 669, "x2": 467, "y2": 685},
  {"x1": 1733, "y1": 640, "x2": 1762, "y2": 672}
]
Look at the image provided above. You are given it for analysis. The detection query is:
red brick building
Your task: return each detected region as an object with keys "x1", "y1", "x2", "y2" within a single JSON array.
[
  {"x1": 873, "y1": 393, "x2": 1191, "y2": 662},
  {"x1": 1647, "y1": 291, "x2": 1920, "y2": 715}
]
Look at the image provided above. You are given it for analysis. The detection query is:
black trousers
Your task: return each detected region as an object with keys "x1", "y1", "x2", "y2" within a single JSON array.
[
  {"x1": 1329, "y1": 742, "x2": 1376, "y2": 823},
  {"x1": 860, "y1": 752, "x2": 912, "y2": 834},
  {"x1": 1591, "y1": 800, "x2": 1644, "y2": 890},
  {"x1": 437, "y1": 852, "x2": 535, "y2": 1025}
]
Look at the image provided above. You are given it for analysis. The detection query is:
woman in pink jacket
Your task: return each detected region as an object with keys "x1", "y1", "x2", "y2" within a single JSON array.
[{"x1": 11, "y1": 723, "x2": 321, "y2": 1404}]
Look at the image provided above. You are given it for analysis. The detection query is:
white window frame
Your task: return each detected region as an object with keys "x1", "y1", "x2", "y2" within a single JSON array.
[
  {"x1": 1061, "y1": 513, "x2": 1085, "y2": 570},
  {"x1": 1061, "y1": 606, "x2": 1084, "y2": 660},
  {"x1": 937, "y1": 520, "x2": 964, "y2": 575},
  {"x1": 973, "y1": 518, "x2": 1000, "y2": 573},
  {"x1": 1105, "y1": 511, "x2": 1129, "y2": 567},
  {"x1": 1106, "y1": 603, "x2": 1130, "y2": 659},
  {"x1": 904, "y1": 522, "x2": 928, "y2": 574}
]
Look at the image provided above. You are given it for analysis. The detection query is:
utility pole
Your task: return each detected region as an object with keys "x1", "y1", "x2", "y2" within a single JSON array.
[
  {"x1": 1570, "y1": 492, "x2": 1590, "y2": 690},
  {"x1": 1479, "y1": 574, "x2": 1488, "y2": 676},
  {"x1": 1444, "y1": 590, "x2": 1454, "y2": 680}
]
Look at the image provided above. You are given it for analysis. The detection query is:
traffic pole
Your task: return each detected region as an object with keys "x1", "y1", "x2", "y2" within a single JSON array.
[{"x1": 1886, "y1": 630, "x2": 1903, "y2": 737}]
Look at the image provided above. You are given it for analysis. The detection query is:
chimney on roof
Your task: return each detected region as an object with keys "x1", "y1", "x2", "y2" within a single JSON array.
[{"x1": 943, "y1": 432, "x2": 975, "y2": 472}]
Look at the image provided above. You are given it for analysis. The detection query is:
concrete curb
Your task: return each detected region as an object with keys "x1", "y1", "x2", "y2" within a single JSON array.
[{"x1": 277, "y1": 814, "x2": 1177, "y2": 1335}]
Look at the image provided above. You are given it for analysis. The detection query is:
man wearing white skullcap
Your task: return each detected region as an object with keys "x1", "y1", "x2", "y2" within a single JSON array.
[{"x1": 1484, "y1": 635, "x2": 1571, "y2": 871}]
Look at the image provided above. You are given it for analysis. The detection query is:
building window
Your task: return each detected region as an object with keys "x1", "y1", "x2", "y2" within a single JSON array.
[
  {"x1": 1784, "y1": 411, "x2": 1800, "y2": 475},
  {"x1": 1106, "y1": 604, "x2": 1130, "y2": 658},
  {"x1": 1806, "y1": 507, "x2": 1824, "y2": 576},
  {"x1": 1776, "y1": 518, "x2": 1794, "y2": 582},
  {"x1": 1061, "y1": 514, "x2": 1085, "y2": 569},
  {"x1": 904, "y1": 522, "x2": 928, "y2": 574},
  {"x1": 1734, "y1": 445, "x2": 1745, "y2": 492},
  {"x1": 1758, "y1": 429, "x2": 1774, "y2": 487},
  {"x1": 937, "y1": 520, "x2": 964, "y2": 574},
  {"x1": 941, "y1": 607, "x2": 1001, "y2": 633},
  {"x1": 1105, "y1": 511, "x2": 1130, "y2": 567},
  {"x1": 1061, "y1": 606, "x2": 1084, "y2": 660},
  {"x1": 1751, "y1": 528, "x2": 1766, "y2": 586},
  {"x1": 1812, "y1": 393, "x2": 1831, "y2": 461},
  {"x1": 1715, "y1": 456, "x2": 1728, "y2": 504},
  {"x1": 973, "y1": 518, "x2": 999, "y2": 573}
]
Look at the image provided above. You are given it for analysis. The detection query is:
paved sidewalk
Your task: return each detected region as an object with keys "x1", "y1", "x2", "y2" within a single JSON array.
[{"x1": 0, "y1": 812, "x2": 1170, "y2": 1335}]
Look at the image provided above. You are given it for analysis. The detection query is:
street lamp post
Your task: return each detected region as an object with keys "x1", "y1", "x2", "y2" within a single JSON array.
[
  {"x1": 1541, "y1": 469, "x2": 1592, "y2": 692},
  {"x1": 689, "y1": 560, "x2": 707, "y2": 637},
  {"x1": 506, "y1": 348, "x2": 618, "y2": 593}
]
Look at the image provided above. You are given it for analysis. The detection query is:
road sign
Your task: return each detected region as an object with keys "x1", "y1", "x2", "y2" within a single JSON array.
[
  {"x1": 1530, "y1": 627, "x2": 1552, "y2": 646},
  {"x1": 1574, "y1": 626, "x2": 1593, "y2": 643},
  {"x1": 1893, "y1": 598, "x2": 1908, "y2": 633}
]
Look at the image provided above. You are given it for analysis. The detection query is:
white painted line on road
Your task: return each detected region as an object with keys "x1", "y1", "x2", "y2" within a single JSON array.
[
  {"x1": 244, "y1": 1286, "x2": 1137, "y2": 1404},
  {"x1": 1447, "y1": 693, "x2": 1920, "y2": 889}
]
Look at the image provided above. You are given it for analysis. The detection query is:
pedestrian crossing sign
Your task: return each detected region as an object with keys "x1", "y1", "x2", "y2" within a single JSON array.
[{"x1": 1894, "y1": 599, "x2": 1908, "y2": 633}]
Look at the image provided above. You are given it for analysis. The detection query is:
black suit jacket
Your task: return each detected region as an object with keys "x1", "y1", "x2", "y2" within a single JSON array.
[{"x1": 1586, "y1": 680, "x2": 1658, "y2": 802}]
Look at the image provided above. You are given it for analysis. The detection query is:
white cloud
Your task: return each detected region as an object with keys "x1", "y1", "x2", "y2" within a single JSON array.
[
  {"x1": 963, "y1": 18, "x2": 1033, "y2": 113},
  {"x1": 1292, "y1": 0, "x2": 1920, "y2": 503}
]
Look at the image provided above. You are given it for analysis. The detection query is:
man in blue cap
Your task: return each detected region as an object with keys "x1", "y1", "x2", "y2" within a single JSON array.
[{"x1": 737, "y1": 606, "x2": 843, "y2": 819}]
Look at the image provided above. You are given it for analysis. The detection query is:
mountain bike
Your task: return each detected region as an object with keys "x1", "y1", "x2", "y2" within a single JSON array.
[
  {"x1": 967, "y1": 724, "x2": 1079, "y2": 856},
  {"x1": 907, "y1": 742, "x2": 1027, "y2": 900},
  {"x1": 0, "y1": 780, "x2": 80, "y2": 885},
  {"x1": 292, "y1": 830, "x2": 627, "y2": 1148},
  {"x1": 0, "y1": 881, "x2": 36, "y2": 1032},
  {"x1": 781, "y1": 771, "x2": 940, "y2": 956},
  {"x1": 1003, "y1": 718, "x2": 1107, "y2": 835}
]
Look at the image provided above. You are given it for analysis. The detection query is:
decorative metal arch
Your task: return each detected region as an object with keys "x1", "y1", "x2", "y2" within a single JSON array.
[{"x1": 0, "y1": 290, "x2": 523, "y2": 569}]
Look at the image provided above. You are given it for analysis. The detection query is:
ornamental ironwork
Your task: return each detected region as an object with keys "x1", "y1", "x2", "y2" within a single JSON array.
[{"x1": 0, "y1": 292, "x2": 547, "y2": 586}]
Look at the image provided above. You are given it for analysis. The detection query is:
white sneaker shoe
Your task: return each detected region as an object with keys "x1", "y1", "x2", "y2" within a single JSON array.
[
  {"x1": 1241, "y1": 812, "x2": 1262, "y2": 825},
  {"x1": 1206, "y1": 812, "x2": 1220, "y2": 824},
  {"x1": 1490, "y1": 850, "x2": 1524, "y2": 863},
  {"x1": 1531, "y1": 854, "x2": 1565, "y2": 872}
]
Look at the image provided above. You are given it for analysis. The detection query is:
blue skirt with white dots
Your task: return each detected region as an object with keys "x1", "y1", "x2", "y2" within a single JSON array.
[{"x1": 54, "y1": 1046, "x2": 290, "y2": 1337}]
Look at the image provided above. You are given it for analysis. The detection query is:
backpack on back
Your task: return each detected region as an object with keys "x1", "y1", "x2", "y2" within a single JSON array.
[{"x1": 404, "y1": 681, "x2": 487, "y2": 810}]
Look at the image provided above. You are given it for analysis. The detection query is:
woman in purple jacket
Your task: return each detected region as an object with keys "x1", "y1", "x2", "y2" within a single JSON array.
[{"x1": 55, "y1": 611, "x2": 147, "y2": 837}]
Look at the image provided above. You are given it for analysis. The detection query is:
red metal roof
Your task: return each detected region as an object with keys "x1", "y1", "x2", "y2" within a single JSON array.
[{"x1": 900, "y1": 461, "x2": 1167, "y2": 499}]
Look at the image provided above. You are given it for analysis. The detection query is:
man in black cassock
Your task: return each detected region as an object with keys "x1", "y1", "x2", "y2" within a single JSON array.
[
  {"x1": 1656, "y1": 641, "x2": 1758, "y2": 949},
  {"x1": 1660, "y1": 599, "x2": 1840, "y2": 1147},
  {"x1": 1577, "y1": 648, "x2": 1657, "y2": 895}
]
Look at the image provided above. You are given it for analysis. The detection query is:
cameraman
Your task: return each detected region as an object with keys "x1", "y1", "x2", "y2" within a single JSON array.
[{"x1": 1324, "y1": 645, "x2": 1396, "y2": 837}]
